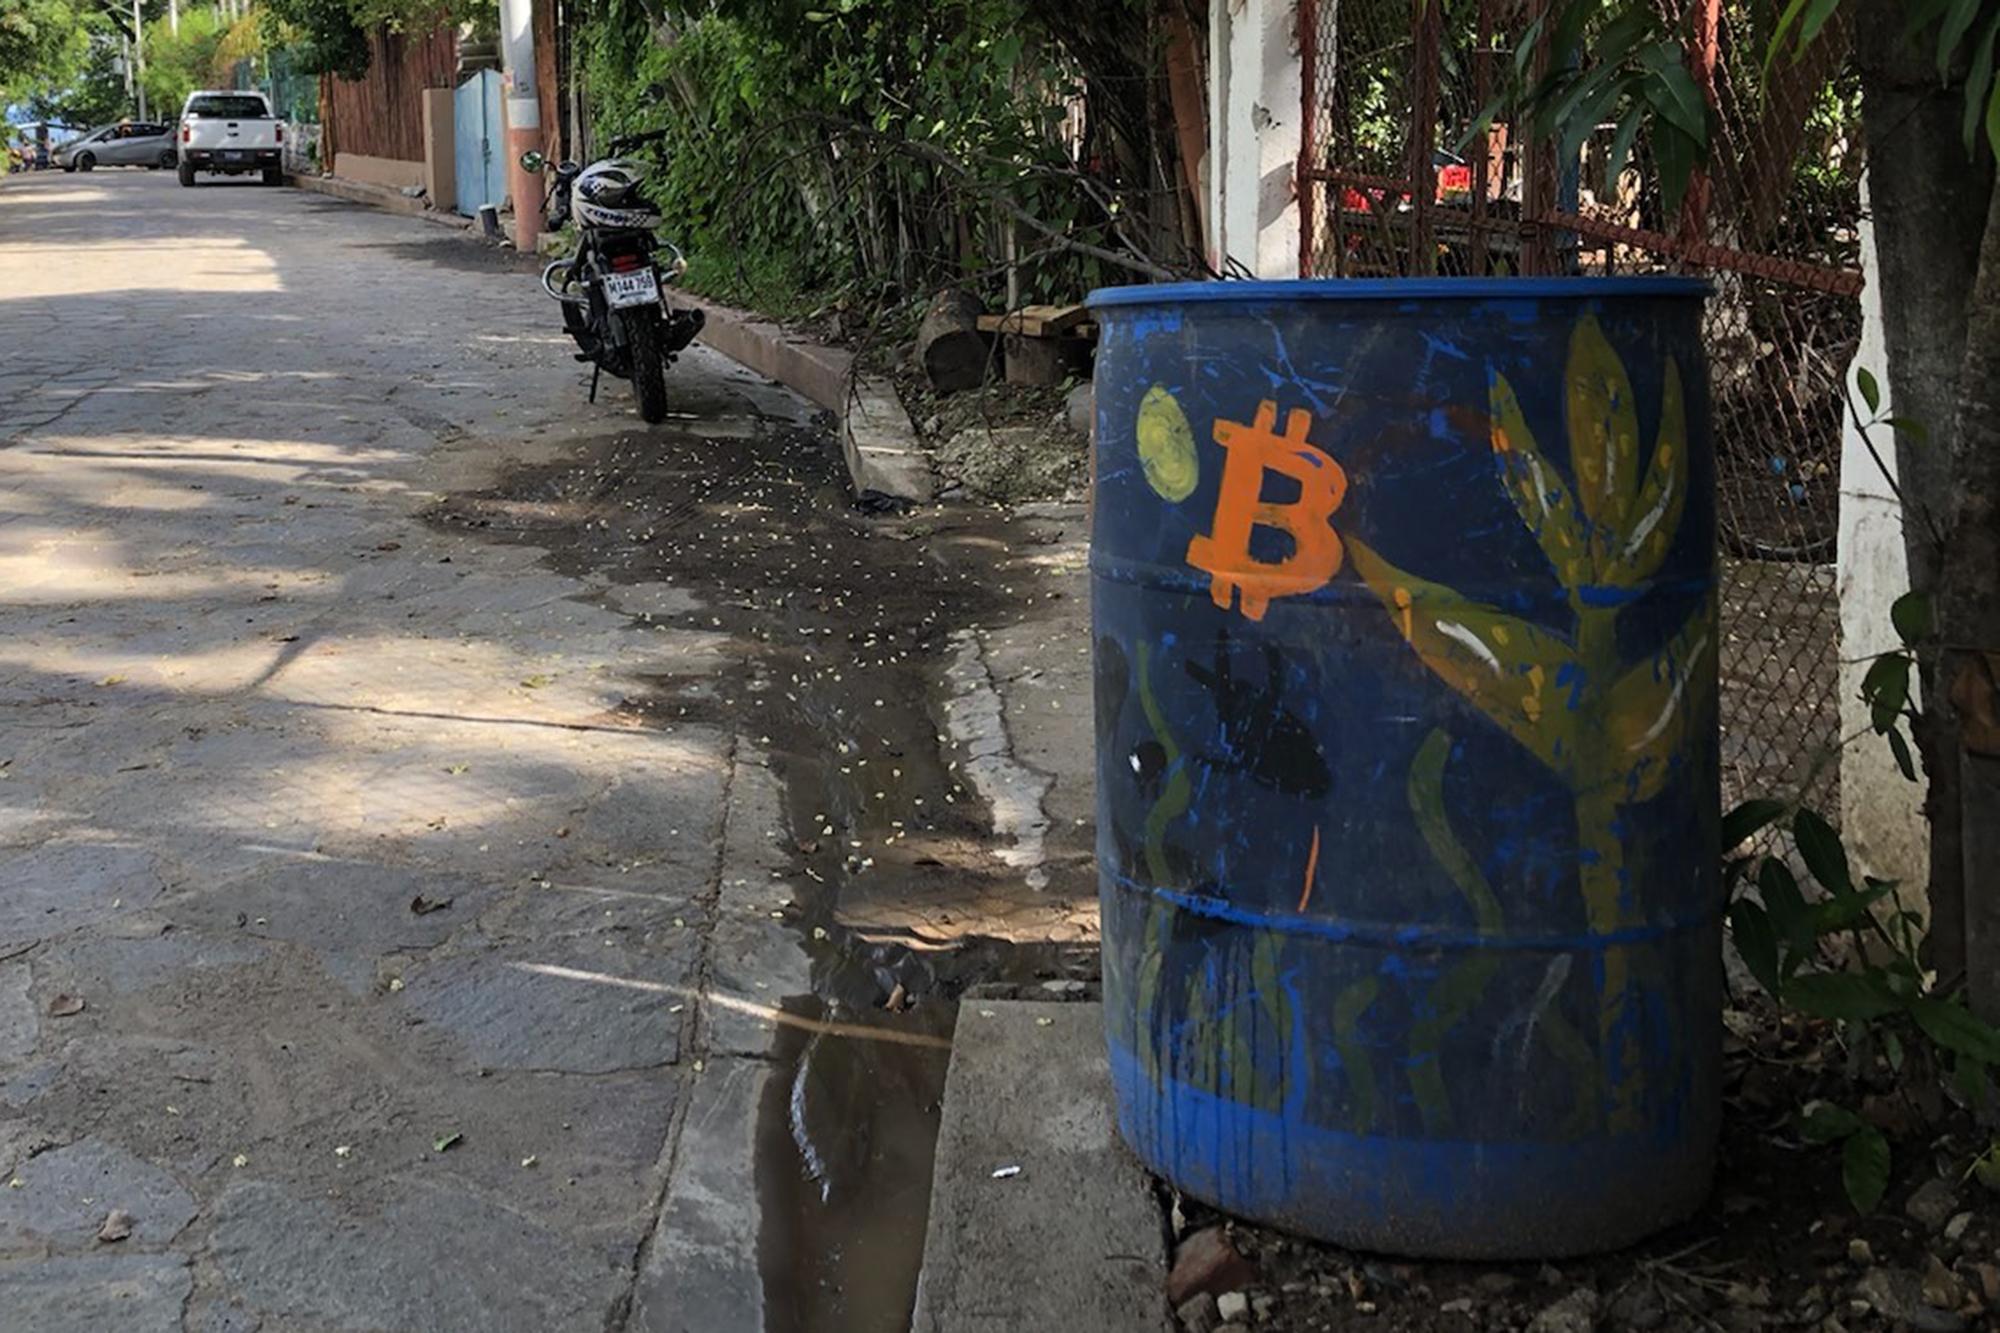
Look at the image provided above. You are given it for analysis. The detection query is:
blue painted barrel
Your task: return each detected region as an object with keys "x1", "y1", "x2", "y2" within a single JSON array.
[{"x1": 1087, "y1": 278, "x2": 1717, "y2": 1258}]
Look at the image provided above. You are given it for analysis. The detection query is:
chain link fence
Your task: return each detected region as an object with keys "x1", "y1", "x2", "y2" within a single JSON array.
[{"x1": 1297, "y1": 0, "x2": 1856, "y2": 815}]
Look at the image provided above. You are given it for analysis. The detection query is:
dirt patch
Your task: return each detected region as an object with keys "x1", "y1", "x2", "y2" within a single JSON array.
[
  {"x1": 1167, "y1": 998, "x2": 1996, "y2": 1333},
  {"x1": 893, "y1": 360, "x2": 1088, "y2": 503}
]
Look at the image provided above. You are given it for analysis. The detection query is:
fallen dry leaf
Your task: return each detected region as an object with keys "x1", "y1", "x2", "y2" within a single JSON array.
[{"x1": 46, "y1": 994, "x2": 85, "y2": 1018}]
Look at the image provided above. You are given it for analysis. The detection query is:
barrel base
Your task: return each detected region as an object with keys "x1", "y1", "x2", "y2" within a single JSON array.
[{"x1": 1109, "y1": 1043, "x2": 1714, "y2": 1260}]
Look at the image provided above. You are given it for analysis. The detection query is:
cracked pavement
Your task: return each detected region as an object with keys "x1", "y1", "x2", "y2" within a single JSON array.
[{"x1": 0, "y1": 169, "x2": 827, "y2": 1331}]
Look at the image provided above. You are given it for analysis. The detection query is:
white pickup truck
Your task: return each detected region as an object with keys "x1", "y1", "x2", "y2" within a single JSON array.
[{"x1": 176, "y1": 90, "x2": 284, "y2": 187}]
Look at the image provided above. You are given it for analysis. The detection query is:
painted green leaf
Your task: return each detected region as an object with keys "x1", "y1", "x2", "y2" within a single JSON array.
[
  {"x1": 1348, "y1": 537, "x2": 1578, "y2": 772},
  {"x1": 1332, "y1": 976, "x2": 1381, "y2": 1132},
  {"x1": 1603, "y1": 612, "x2": 1714, "y2": 802},
  {"x1": 1408, "y1": 729, "x2": 1503, "y2": 932},
  {"x1": 1490, "y1": 371, "x2": 1589, "y2": 588},
  {"x1": 1608, "y1": 358, "x2": 1688, "y2": 584},
  {"x1": 1566, "y1": 315, "x2": 1642, "y2": 567},
  {"x1": 1843, "y1": 1126, "x2": 1891, "y2": 1214}
]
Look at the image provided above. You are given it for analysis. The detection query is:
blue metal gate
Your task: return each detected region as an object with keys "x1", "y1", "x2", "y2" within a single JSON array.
[{"x1": 453, "y1": 71, "x2": 506, "y2": 217}]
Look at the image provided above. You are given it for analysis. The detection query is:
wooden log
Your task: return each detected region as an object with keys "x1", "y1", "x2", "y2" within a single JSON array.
[{"x1": 917, "y1": 289, "x2": 991, "y2": 393}]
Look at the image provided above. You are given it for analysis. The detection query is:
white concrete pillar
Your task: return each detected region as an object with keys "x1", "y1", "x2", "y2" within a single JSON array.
[
  {"x1": 1208, "y1": 0, "x2": 1303, "y2": 279},
  {"x1": 1839, "y1": 173, "x2": 1929, "y2": 893}
]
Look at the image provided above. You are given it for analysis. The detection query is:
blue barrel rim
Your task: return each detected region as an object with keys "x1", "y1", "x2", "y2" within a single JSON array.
[{"x1": 1087, "y1": 275, "x2": 1711, "y2": 308}]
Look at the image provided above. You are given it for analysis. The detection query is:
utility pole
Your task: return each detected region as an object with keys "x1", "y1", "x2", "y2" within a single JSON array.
[
  {"x1": 133, "y1": 0, "x2": 149, "y2": 120},
  {"x1": 498, "y1": 0, "x2": 544, "y2": 252}
]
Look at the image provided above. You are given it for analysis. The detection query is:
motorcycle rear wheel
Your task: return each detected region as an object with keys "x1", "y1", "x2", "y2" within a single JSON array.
[{"x1": 626, "y1": 308, "x2": 668, "y2": 425}]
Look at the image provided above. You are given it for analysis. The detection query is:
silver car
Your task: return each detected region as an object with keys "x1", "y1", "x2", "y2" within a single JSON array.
[{"x1": 57, "y1": 123, "x2": 177, "y2": 172}]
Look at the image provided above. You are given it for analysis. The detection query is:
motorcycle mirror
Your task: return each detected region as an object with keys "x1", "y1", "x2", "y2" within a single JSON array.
[{"x1": 519, "y1": 150, "x2": 546, "y2": 173}]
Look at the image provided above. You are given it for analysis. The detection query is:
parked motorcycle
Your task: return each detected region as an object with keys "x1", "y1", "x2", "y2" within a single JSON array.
[{"x1": 523, "y1": 130, "x2": 704, "y2": 424}]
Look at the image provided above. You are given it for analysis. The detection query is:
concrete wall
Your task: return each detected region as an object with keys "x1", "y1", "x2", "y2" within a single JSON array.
[
  {"x1": 332, "y1": 152, "x2": 425, "y2": 192},
  {"x1": 1838, "y1": 175, "x2": 1929, "y2": 894},
  {"x1": 420, "y1": 88, "x2": 455, "y2": 215},
  {"x1": 1208, "y1": 0, "x2": 1302, "y2": 278}
]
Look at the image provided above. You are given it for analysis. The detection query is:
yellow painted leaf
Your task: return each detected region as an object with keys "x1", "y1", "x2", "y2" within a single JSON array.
[
  {"x1": 1603, "y1": 608, "x2": 1716, "y2": 802},
  {"x1": 1490, "y1": 371, "x2": 1590, "y2": 590},
  {"x1": 1348, "y1": 537, "x2": 1578, "y2": 773},
  {"x1": 1608, "y1": 358, "x2": 1688, "y2": 585},
  {"x1": 1566, "y1": 314, "x2": 1641, "y2": 566}
]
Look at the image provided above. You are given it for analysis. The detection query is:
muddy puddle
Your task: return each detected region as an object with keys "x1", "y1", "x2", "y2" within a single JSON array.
[{"x1": 427, "y1": 399, "x2": 1095, "y2": 1330}]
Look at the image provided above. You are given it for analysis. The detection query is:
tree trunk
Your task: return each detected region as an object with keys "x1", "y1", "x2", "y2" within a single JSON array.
[
  {"x1": 1943, "y1": 179, "x2": 2000, "y2": 1017},
  {"x1": 1854, "y1": 0, "x2": 1990, "y2": 989}
]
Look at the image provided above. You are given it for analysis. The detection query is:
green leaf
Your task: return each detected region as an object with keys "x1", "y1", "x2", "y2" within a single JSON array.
[
  {"x1": 1964, "y1": 9, "x2": 2000, "y2": 152},
  {"x1": 1986, "y1": 73, "x2": 2000, "y2": 162},
  {"x1": 1843, "y1": 1126, "x2": 1891, "y2": 1213},
  {"x1": 1888, "y1": 728, "x2": 1919, "y2": 781},
  {"x1": 1911, "y1": 995, "x2": 2000, "y2": 1065},
  {"x1": 1942, "y1": 0, "x2": 1985, "y2": 80},
  {"x1": 1730, "y1": 900, "x2": 1781, "y2": 996},
  {"x1": 1892, "y1": 590, "x2": 1933, "y2": 645},
  {"x1": 1785, "y1": 971, "x2": 1900, "y2": 1022},
  {"x1": 1758, "y1": 857, "x2": 1814, "y2": 959},
  {"x1": 1639, "y1": 45, "x2": 1709, "y2": 145},
  {"x1": 1800, "y1": 1099, "x2": 1864, "y2": 1143},
  {"x1": 1885, "y1": 416, "x2": 1931, "y2": 444},
  {"x1": 1654, "y1": 121, "x2": 1700, "y2": 218},
  {"x1": 1603, "y1": 109, "x2": 1643, "y2": 199},
  {"x1": 1885, "y1": 1029, "x2": 1906, "y2": 1073},
  {"x1": 432, "y1": 1130, "x2": 462, "y2": 1153},
  {"x1": 1796, "y1": 0, "x2": 1846, "y2": 53},
  {"x1": 1856, "y1": 366, "x2": 1881, "y2": 416},
  {"x1": 1862, "y1": 654, "x2": 1912, "y2": 732},
  {"x1": 1723, "y1": 798, "x2": 1788, "y2": 849},
  {"x1": 1766, "y1": 0, "x2": 1813, "y2": 71},
  {"x1": 1794, "y1": 808, "x2": 1854, "y2": 897}
]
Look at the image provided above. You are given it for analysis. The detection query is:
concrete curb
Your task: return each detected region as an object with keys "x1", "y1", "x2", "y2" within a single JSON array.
[
  {"x1": 912, "y1": 999, "x2": 1169, "y2": 1332},
  {"x1": 679, "y1": 295, "x2": 933, "y2": 505},
  {"x1": 283, "y1": 172, "x2": 471, "y2": 229},
  {"x1": 281, "y1": 174, "x2": 930, "y2": 502}
]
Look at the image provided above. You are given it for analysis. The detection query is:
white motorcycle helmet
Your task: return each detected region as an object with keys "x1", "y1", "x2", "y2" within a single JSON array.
[{"x1": 573, "y1": 157, "x2": 662, "y2": 229}]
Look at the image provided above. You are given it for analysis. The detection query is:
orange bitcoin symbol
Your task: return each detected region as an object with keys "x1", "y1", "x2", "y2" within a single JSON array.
[{"x1": 1185, "y1": 401, "x2": 1348, "y2": 621}]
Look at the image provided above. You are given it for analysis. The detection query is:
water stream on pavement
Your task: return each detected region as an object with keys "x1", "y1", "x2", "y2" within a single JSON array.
[{"x1": 427, "y1": 397, "x2": 1095, "y2": 1330}]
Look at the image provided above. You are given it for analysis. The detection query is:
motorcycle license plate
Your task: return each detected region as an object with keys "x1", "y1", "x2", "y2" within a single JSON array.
[{"x1": 602, "y1": 270, "x2": 660, "y2": 309}]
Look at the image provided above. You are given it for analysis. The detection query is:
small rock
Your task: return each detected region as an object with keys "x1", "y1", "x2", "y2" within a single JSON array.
[
  {"x1": 96, "y1": 1209, "x2": 133, "y2": 1242},
  {"x1": 1906, "y1": 1177, "x2": 1960, "y2": 1231},
  {"x1": 1726, "y1": 1281, "x2": 1773, "y2": 1308},
  {"x1": 1527, "y1": 1287, "x2": 1600, "y2": 1333},
  {"x1": 1944, "y1": 1211, "x2": 1974, "y2": 1243},
  {"x1": 1973, "y1": 1261, "x2": 2000, "y2": 1304},
  {"x1": 1175, "y1": 1293, "x2": 1219, "y2": 1333},
  {"x1": 46, "y1": 995, "x2": 84, "y2": 1018},
  {"x1": 1856, "y1": 1267, "x2": 1966, "y2": 1331},
  {"x1": 1476, "y1": 1272, "x2": 1521, "y2": 1295},
  {"x1": 1250, "y1": 1294, "x2": 1274, "y2": 1320},
  {"x1": 1065, "y1": 381, "x2": 1094, "y2": 437},
  {"x1": 1847, "y1": 1238, "x2": 1874, "y2": 1265},
  {"x1": 1538, "y1": 1264, "x2": 1566, "y2": 1286},
  {"x1": 1921, "y1": 1254, "x2": 1963, "y2": 1310},
  {"x1": 1216, "y1": 1291, "x2": 1249, "y2": 1323},
  {"x1": 1167, "y1": 1226, "x2": 1257, "y2": 1305},
  {"x1": 1607, "y1": 1281, "x2": 1667, "y2": 1330},
  {"x1": 1440, "y1": 1297, "x2": 1475, "y2": 1316},
  {"x1": 1216, "y1": 1326, "x2": 1250, "y2": 1333}
]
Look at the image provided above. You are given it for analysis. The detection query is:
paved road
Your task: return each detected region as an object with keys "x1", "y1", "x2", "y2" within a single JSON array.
[{"x1": 0, "y1": 168, "x2": 829, "y2": 1329}]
